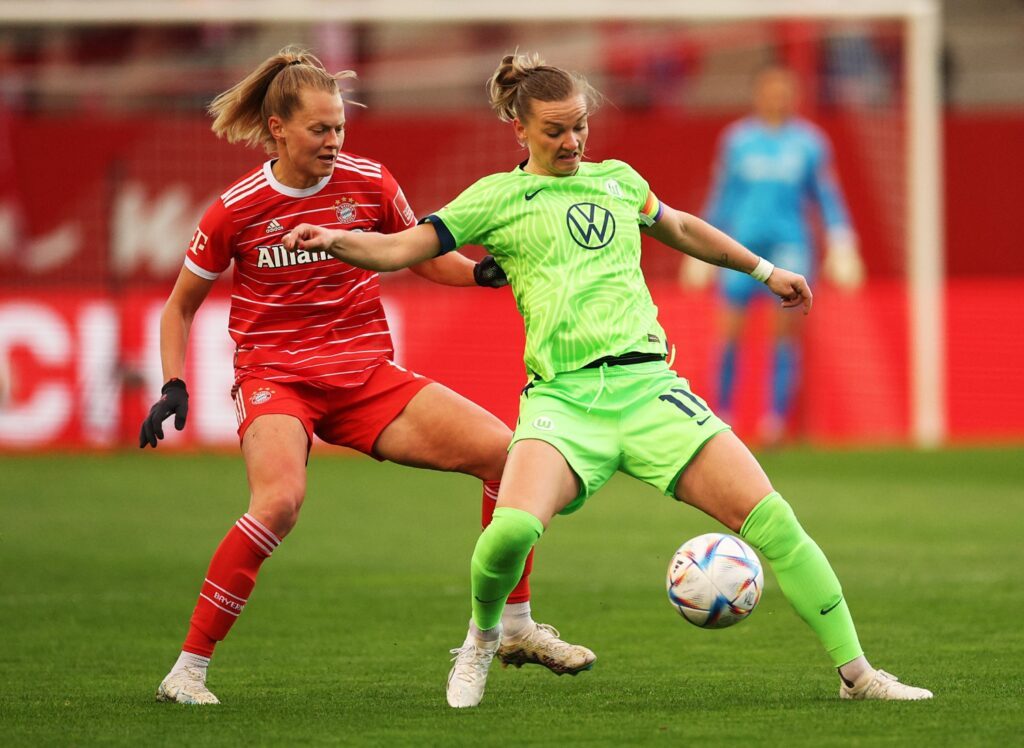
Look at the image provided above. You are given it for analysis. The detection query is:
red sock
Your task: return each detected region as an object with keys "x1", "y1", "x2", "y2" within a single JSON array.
[
  {"x1": 182, "y1": 514, "x2": 281, "y2": 657},
  {"x1": 481, "y1": 480, "x2": 533, "y2": 605}
]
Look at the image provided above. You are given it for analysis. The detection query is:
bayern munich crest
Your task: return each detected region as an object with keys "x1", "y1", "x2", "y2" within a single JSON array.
[
  {"x1": 335, "y1": 197, "x2": 358, "y2": 224},
  {"x1": 249, "y1": 387, "x2": 275, "y2": 405}
]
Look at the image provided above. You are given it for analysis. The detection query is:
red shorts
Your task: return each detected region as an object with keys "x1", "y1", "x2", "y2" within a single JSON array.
[{"x1": 232, "y1": 361, "x2": 434, "y2": 457}]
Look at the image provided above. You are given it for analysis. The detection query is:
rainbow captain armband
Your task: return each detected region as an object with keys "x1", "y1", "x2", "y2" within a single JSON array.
[
  {"x1": 638, "y1": 191, "x2": 663, "y2": 227},
  {"x1": 749, "y1": 256, "x2": 775, "y2": 283}
]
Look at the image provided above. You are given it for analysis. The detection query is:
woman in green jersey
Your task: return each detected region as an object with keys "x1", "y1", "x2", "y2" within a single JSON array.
[{"x1": 282, "y1": 52, "x2": 932, "y2": 709}]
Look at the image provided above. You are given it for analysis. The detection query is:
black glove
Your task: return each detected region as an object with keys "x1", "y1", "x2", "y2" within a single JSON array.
[
  {"x1": 139, "y1": 378, "x2": 189, "y2": 448},
  {"x1": 473, "y1": 255, "x2": 508, "y2": 288}
]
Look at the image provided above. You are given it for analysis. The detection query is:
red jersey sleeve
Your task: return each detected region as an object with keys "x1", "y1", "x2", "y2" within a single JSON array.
[
  {"x1": 183, "y1": 198, "x2": 234, "y2": 280},
  {"x1": 378, "y1": 165, "x2": 417, "y2": 235}
]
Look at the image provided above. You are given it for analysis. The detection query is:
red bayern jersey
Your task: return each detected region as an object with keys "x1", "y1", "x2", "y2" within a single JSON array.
[{"x1": 184, "y1": 152, "x2": 416, "y2": 388}]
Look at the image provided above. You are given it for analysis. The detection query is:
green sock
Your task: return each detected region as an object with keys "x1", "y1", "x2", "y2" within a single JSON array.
[
  {"x1": 740, "y1": 491, "x2": 864, "y2": 667},
  {"x1": 470, "y1": 507, "x2": 544, "y2": 631}
]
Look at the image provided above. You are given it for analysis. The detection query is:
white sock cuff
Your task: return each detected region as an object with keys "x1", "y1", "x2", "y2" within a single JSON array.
[
  {"x1": 469, "y1": 620, "x2": 502, "y2": 642},
  {"x1": 502, "y1": 601, "x2": 531, "y2": 619},
  {"x1": 236, "y1": 513, "x2": 281, "y2": 556},
  {"x1": 173, "y1": 650, "x2": 211, "y2": 674}
]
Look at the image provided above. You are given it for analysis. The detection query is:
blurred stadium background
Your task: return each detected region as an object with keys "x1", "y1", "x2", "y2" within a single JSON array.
[
  {"x1": 0, "y1": 0, "x2": 1022, "y2": 451},
  {"x1": 3, "y1": 4, "x2": 1024, "y2": 745}
]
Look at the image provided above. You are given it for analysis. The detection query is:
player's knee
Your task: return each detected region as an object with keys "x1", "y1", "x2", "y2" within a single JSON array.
[
  {"x1": 720, "y1": 489, "x2": 772, "y2": 534},
  {"x1": 473, "y1": 507, "x2": 543, "y2": 570},
  {"x1": 253, "y1": 501, "x2": 303, "y2": 539},
  {"x1": 738, "y1": 491, "x2": 808, "y2": 560},
  {"x1": 249, "y1": 481, "x2": 306, "y2": 538},
  {"x1": 723, "y1": 504, "x2": 754, "y2": 534}
]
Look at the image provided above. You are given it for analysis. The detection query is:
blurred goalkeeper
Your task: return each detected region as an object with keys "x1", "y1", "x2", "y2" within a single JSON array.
[
  {"x1": 683, "y1": 64, "x2": 864, "y2": 444},
  {"x1": 141, "y1": 46, "x2": 593, "y2": 707}
]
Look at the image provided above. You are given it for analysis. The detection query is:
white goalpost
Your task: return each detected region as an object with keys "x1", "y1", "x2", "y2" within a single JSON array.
[{"x1": 0, "y1": 0, "x2": 944, "y2": 447}]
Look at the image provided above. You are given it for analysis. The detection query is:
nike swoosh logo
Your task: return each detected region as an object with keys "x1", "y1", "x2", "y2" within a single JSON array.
[
  {"x1": 525, "y1": 188, "x2": 546, "y2": 201},
  {"x1": 696, "y1": 416, "x2": 710, "y2": 426},
  {"x1": 820, "y1": 596, "x2": 844, "y2": 615},
  {"x1": 473, "y1": 595, "x2": 503, "y2": 604}
]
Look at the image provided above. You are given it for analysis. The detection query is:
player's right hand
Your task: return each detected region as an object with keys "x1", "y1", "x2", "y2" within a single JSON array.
[
  {"x1": 766, "y1": 267, "x2": 813, "y2": 314},
  {"x1": 139, "y1": 378, "x2": 189, "y2": 448},
  {"x1": 282, "y1": 223, "x2": 336, "y2": 253}
]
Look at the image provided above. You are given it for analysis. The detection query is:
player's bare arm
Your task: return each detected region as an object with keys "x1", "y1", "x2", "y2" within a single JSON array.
[
  {"x1": 410, "y1": 252, "x2": 508, "y2": 288},
  {"x1": 160, "y1": 267, "x2": 216, "y2": 381},
  {"x1": 642, "y1": 203, "x2": 760, "y2": 271},
  {"x1": 282, "y1": 222, "x2": 441, "y2": 272},
  {"x1": 408, "y1": 251, "x2": 476, "y2": 286},
  {"x1": 643, "y1": 204, "x2": 812, "y2": 314}
]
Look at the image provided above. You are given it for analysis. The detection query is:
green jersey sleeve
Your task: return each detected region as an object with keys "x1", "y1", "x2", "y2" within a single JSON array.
[{"x1": 420, "y1": 172, "x2": 511, "y2": 254}]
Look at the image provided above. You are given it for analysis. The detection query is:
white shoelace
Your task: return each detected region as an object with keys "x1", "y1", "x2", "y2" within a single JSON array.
[{"x1": 448, "y1": 644, "x2": 496, "y2": 681}]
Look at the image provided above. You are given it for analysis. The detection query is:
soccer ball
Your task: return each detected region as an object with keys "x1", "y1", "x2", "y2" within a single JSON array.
[{"x1": 666, "y1": 533, "x2": 764, "y2": 629}]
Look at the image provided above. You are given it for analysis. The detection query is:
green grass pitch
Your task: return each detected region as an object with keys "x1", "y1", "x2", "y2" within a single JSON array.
[{"x1": 2, "y1": 446, "x2": 1023, "y2": 746}]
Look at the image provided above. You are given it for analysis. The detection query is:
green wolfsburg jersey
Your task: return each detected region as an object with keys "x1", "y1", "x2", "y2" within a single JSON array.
[{"x1": 426, "y1": 159, "x2": 668, "y2": 381}]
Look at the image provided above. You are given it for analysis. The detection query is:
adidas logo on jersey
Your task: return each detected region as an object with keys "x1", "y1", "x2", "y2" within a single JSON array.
[{"x1": 265, "y1": 218, "x2": 285, "y2": 234}]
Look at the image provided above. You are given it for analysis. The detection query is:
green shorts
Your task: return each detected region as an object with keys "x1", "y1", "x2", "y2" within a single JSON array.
[{"x1": 511, "y1": 361, "x2": 731, "y2": 515}]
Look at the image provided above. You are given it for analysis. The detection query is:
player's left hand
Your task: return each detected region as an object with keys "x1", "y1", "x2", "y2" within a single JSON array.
[
  {"x1": 282, "y1": 223, "x2": 338, "y2": 253},
  {"x1": 139, "y1": 378, "x2": 189, "y2": 448},
  {"x1": 766, "y1": 267, "x2": 813, "y2": 314}
]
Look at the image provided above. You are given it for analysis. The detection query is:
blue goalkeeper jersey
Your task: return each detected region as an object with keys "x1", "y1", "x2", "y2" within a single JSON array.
[{"x1": 704, "y1": 116, "x2": 851, "y2": 249}]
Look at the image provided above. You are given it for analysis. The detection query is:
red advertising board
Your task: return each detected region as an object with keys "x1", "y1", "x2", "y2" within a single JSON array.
[{"x1": 2, "y1": 280, "x2": 1021, "y2": 450}]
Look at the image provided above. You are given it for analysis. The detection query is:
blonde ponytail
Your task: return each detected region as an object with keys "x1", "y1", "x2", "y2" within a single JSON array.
[{"x1": 208, "y1": 46, "x2": 356, "y2": 153}]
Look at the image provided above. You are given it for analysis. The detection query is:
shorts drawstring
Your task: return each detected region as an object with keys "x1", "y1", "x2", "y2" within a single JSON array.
[{"x1": 586, "y1": 363, "x2": 607, "y2": 413}]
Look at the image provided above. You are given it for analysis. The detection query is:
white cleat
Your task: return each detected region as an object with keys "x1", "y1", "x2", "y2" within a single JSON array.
[
  {"x1": 446, "y1": 628, "x2": 501, "y2": 708},
  {"x1": 498, "y1": 622, "x2": 596, "y2": 675},
  {"x1": 156, "y1": 666, "x2": 220, "y2": 705},
  {"x1": 840, "y1": 669, "x2": 933, "y2": 701}
]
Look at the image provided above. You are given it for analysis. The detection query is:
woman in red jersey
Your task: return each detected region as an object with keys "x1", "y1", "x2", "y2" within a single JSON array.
[{"x1": 140, "y1": 47, "x2": 593, "y2": 706}]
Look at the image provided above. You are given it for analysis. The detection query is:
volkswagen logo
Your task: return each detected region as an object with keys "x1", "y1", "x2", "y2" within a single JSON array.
[{"x1": 566, "y1": 202, "x2": 616, "y2": 249}]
